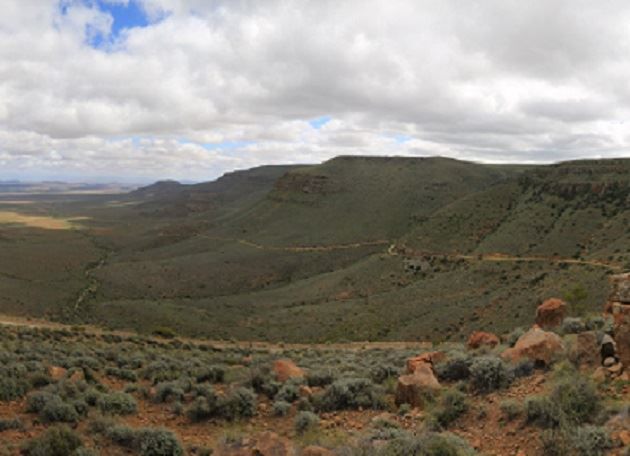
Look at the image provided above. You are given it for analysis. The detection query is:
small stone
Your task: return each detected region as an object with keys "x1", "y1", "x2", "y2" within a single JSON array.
[{"x1": 603, "y1": 356, "x2": 616, "y2": 367}]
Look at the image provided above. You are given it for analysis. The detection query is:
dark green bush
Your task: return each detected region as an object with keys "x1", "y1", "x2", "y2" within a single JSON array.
[
  {"x1": 306, "y1": 370, "x2": 335, "y2": 387},
  {"x1": 135, "y1": 428, "x2": 184, "y2": 456},
  {"x1": 217, "y1": 387, "x2": 257, "y2": 420},
  {"x1": 431, "y1": 388, "x2": 468, "y2": 429},
  {"x1": 435, "y1": 352, "x2": 472, "y2": 382},
  {"x1": 97, "y1": 392, "x2": 138, "y2": 415},
  {"x1": 272, "y1": 400, "x2": 291, "y2": 416},
  {"x1": 294, "y1": 411, "x2": 319, "y2": 434},
  {"x1": 378, "y1": 431, "x2": 476, "y2": 455},
  {"x1": 40, "y1": 395, "x2": 80, "y2": 423},
  {"x1": 499, "y1": 399, "x2": 522, "y2": 421},
  {"x1": 572, "y1": 425, "x2": 611, "y2": 456},
  {"x1": 195, "y1": 365, "x2": 225, "y2": 383},
  {"x1": 22, "y1": 426, "x2": 83, "y2": 456},
  {"x1": 0, "y1": 417, "x2": 22, "y2": 431},
  {"x1": 314, "y1": 378, "x2": 385, "y2": 412},
  {"x1": 0, "y1": 377, "x2": 28, "y2": 401},
  {"x1": 469, "y1": 356, "x2": 513, "y2": 393}
]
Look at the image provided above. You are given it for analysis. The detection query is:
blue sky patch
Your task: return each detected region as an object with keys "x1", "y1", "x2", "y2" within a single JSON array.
[
  {"x1": 309, "y1": 115, "x2": 332, "y2": 129},
  {"x1": 178, "y1": 139, "x2": 255, "y2": 151},
  {"x1": 62, "y1": 0, "x2": 159, "y2": 49}
]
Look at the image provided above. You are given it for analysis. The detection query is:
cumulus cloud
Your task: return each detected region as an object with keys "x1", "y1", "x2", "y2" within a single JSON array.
[{"x1": 1, "y1": 0, "x2": 629, "y2": 182}]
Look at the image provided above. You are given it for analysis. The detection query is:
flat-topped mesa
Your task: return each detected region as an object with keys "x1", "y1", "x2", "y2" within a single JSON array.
[{"x1": 605, "y1": 273, "x2": 630, "y2": 368}]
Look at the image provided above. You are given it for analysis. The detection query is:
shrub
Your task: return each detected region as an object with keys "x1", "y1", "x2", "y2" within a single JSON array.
[
  {"x1": 195, "y1": 365, "x2": 225, "y2": 383},
  {"x1": 562, "y1": 317, "x2": 586, "y2": 334},
  {"x1": 0, "y1": 377, "x2": 28, "y2": 401},
  {"x1": 152, "y1": 327, "x2": 177, "y2": 339},
  {"x1": 135, "y1": 428, "x2": 184, "y2": 456},
  {"x1": 153, "y1": 382, "x2": 185, "y2": 403},
  {"x1": 315, "y1": 378, "x2": 385, "y2": 412},
  {"x1": 217, "y1": 388, "x2": 257, "y2": 420},
  {"x1": 572, "y1": 425, "x2": 611, "y2": 456},
  {"x1": 40, "y1": 395, "x2": 79, "y2": 423},
  {"x1": 550, "y1": 375, "x2": 600, "y2": 425},
  {"x1": 186, "y1": 396, "x2": 217, "y2": 422},
  {"x1": 105, "y1": 424, "x2": 137, "y2": 447},
  {"x1": 306, "y1": 370, "x2": 335, "y2": 387},
  {"x1": 105, "y1": 367, "x2": 138, "y2": 382},
  {"x1": 294, "y1": 411, "x2": 319, "y2": 434},
  {"x1": 22, "y1": 426, "x2": 82, "y2": 456},
  {"x1": 512, "y1": 359, "x2": 534, "y2": 378},
  {"x1": 0, "y1": 417, "x2": 22, "y2": 431},
  {"x1": 370, "y1": 365, "x2": 398, "y2": 384},
  {"x1": 275, "y1": 382, "x2": 300, "y2": 403},
  {"x1": 499, "y1": 399, "x2": 522, "y2": 421},
  {"x1": 380, "y1": 432, "x2": 476, "y2": 455},
  {"x1": 97, "y1": 392, "x2": 138, "y2": 415},
  {"x1": 430, "y1": 388, "x2": 468, "y2": 429},
  {"x1": 526, "y1": 395, "x2": 561, "y2": 427},
  {"x1": 469, "y1": 356, "x2": 513, "y2": 393},
  {"x1": 435, "y1": 352, "x2": 472, "y2": 382},
  {"x1": 272, "y1": 400, "x2": 291, "y2": 417}
]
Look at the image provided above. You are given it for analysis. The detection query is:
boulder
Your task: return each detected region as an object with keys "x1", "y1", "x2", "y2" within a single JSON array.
[
  {"x1": 47, "y1": 365, "x2": 67, "y2": 381},
  {"x1": 535, "y1": 298, "x2": 567, "y2": 329},
  {"x1": 405, "y1": 351, "x2": 445, "y2": 374},
  {"x1": 611, "y1": 301, "x2": 630, "y2": 367},
  {"x1": 569, "y1": 331, "x2": 600, "y2": 369},
  {"x1": 395, "y1": 363, "x2": 440, "y2": 407},
  {"x1": 501, "y1": 326, "x2": 564, "y2": 366},
  {"x1": 467, "y1": 331, "x2": 500, "y2": 350},
  {"x1": 609, "y1": 273, "x2": 630, "y2": 303},
  {"x1": 272, "y1": 359, "x2": 305, "y2": 382}
]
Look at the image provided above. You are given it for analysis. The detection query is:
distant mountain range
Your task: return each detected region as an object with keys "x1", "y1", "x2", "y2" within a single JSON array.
[{"x1": 0, "y1": 181, "x2": 137, "y2": 194}]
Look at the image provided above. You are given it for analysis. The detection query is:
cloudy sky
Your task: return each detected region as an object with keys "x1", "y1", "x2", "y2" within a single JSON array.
[{"x1": 1, "y1": 0, "x2": 630, "y2": 182}]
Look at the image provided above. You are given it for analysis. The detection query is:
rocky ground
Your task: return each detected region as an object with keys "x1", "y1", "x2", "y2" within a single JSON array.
[{"x1": 0, "y1": 274, "x2": 628, "y2": 455}]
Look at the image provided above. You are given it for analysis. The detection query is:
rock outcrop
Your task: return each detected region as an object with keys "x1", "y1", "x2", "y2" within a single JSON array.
[
  {"x1": 405, "y1": 351, "x2": 445, "y2": 374},
  {"x1": 605, "y1": 273, "x2": 630, "y2": 368},
  {"x1": 535, "y1": 298, "x2": 567, "y2": 329},
  {"x1": 467, "y1": 331, "x2": 500, "y2": 349},
  {"x1": 501, "y1": 325, "x2": 564, "y2": 366},
  {"x1": 395, "y1": 362, "x2": 441, "y2": 408},
  {"x1": 273, "y1": 359, "x2": 305, "y2": 382}
]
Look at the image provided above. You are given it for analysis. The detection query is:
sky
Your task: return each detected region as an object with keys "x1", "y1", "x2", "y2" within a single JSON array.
[{"x1": 1, "y1": 1, "x2": 630, "y2": 183}]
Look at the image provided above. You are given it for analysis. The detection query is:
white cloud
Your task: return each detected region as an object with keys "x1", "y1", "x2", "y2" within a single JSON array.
[{"x1": 1, "y1": 0, "x2": 630, "y2": 182}]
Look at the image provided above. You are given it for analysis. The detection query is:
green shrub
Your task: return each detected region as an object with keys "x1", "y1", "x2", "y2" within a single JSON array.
[
  {"x1": 562, "y1": 317, "x2": 586, "y2": 334},
  {"x1": 217, "y1": 388, "x2": 257, "y2": 420},
  {"x1": 22, "y1": 426, "x2": 82, "y2": 456},
  {"x1": 435, "y1": 352, "x2": 472, "y2": 382},
  {"x1": 0, "y1": 377, "x2": 28, "y2": 401},
  {"x1": 153, "y1": 382, "x2": 185, "y2": 403},
  {"x1": 97, "y1": 392, "x2": 138, "y2": 415},
  {"x1": 505, "y1": 327, "x2": 525, "y2": 347},
  {"x1": 572, "y1": 425, "x2": 611, "y2": 456},
  {"x1": 105, "y1": 367, "x2": 138, "y2": 382},
  {"x1": 315, "y1": 378, "x2": 385, "y2": 412},
  {"x1": 135, "y1": 428, "x2": 184, "y2": 456},
  {"x1": 294, "y1": 411, "x2": 319, "y2": 434},
  {"x1": 152, "y1": 327, "x2": 177, "y2": 339},
  {"x1": 186, "y1": 396, "x2": 217, "y2": 422},
  {"x1": 549, "y1": 376, "x2": 599, "y2": 425},
  {"x1": 469, "y1": 356, "x2": 513, "y2": 393},
  {"x1": 431, "y1": 388, "x2": 468, "y2": 429},
  {"x1": 40, "y1": 395, "x2": 80, "y2": 423},
  {"x1": 0, "y1": 417, "x2": 22, "y2": 431},
  {"x1": 526, "y1": 395, "x2": 561, "y2": 427},
  {"x1": 105, "y1": 424, "x2": 137, "y2": 447},
  {"x1": 272, "y1": 400, "x2": 291, "y2": 416},
  {"x1": 306, "y1": 370, "x2": 335, "y2": 387},
  {"x1": 370, "y1": 365, "x2": 398, "y2": 384},
  {"x1": 195, "y1": 365, "x2": 225, "y2": 383},
  {"x1": 275, "y1": 382, "x2": 300, "y2": 403},
  {"x1": 499, "y1": 399, "x2": 522, "y2": 421},
  {"x1": 379, "y1": 431, "x2": 476, "y2": 455}
]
